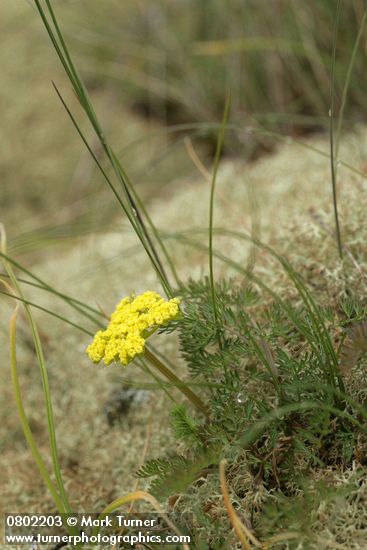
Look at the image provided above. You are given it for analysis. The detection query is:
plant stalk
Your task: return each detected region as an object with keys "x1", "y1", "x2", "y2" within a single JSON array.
[
  {"x1": 144, "y1": 347, "x2": 209, "y2": 417},
  {"x1": 329, "y1": 0, "x2": 343, "y2": 259}
]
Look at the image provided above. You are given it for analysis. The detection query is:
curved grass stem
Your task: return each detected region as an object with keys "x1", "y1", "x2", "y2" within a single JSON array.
[
  {"x1": 9, "y1": 306, "x2": 65, "y2": 512},
  {"x1": 209, "y1": 93, "x2": 231, "y2": 337},
  {"x1": 3, "y1": 279, "x2": 80, "y2": 546},
  {"x1": 1, "y1": 225, "x2": 72, "y2": 516}
]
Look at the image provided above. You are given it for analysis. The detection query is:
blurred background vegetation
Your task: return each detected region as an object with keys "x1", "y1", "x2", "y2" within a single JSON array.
[
  {"x1": 2, "y1": 0, "x2": 367, "y2": 256},
  {"x1": 71, "y1": 0, "x2": 367, "y2": 148}
]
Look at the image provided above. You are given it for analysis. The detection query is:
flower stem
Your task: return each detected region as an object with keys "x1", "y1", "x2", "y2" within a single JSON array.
[{"x1": 144, "y1": 347, "x2": 209, "y2": 417}]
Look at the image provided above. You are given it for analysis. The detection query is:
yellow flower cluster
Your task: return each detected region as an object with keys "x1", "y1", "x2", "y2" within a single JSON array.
[{"x1": 86, "y1": 291, "x2": 180, "y2": 366}]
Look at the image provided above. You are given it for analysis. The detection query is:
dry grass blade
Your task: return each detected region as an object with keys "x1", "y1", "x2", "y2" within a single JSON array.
[
  {"x1": 95, "y1": 490, "x2": 189, "y2": 550},
  {"x1": 219, "y1": 460, "x2": 262, "y2": 549}
]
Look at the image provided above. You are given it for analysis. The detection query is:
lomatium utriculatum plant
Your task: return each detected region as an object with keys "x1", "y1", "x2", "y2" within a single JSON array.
[
  {"x1": 4, "y1": 1, "x2": 367, "y2": 548},
  {"x1": 86, "y1": 291, "x2": 208, "y2": 416}
]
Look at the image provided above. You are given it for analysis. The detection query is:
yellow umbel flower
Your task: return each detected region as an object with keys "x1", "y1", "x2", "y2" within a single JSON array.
[{"x1": 86, "y1": 291, "x2": 180, "y2": 366}]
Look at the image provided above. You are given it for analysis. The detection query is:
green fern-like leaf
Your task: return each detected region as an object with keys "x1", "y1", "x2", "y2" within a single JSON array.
[
  {"x1": 149, "y1": 447, "x2": 220, "y2": 500},
  {"x1": 170, "y1": 404, "x2": 200, "y2": 441},
  {"x1": 136, "y1": 455, "x2": 189, "y2": 479}
]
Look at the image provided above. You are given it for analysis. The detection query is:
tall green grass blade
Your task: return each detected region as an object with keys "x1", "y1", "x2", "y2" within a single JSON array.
[
  {"x1": 8, "y1": 302, "x2": 66, "y2": 514},
  {"x1": 1, "y1": 228, "x2": 72, "y2": 515},
  {"x1": 0, "y1": 289, "x2": 95, "y2": 336},
  {"x1": 0, "y1": 251, "x2": 104, "y2": 324},
  {"x1": 52, "y1": 83, "x2": 173, "y2": 298},
  {"x1": 208, "y1": 93, "x2": 231, "y2": 333},
  {"x1": 335, "y1": 8, "x2": 367, "y2": 162},
  {"x1": 329, "y1": 0, "x2": 343, "y2": 259},
  {"x1": 33, "y1": 0, "x2": 174, "y2": 297},
  {"x1": 110, "y1": 150, "x2": 181, "y2": 287}
]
